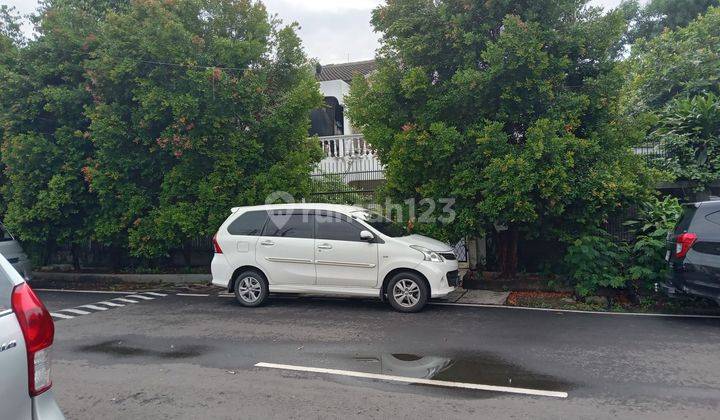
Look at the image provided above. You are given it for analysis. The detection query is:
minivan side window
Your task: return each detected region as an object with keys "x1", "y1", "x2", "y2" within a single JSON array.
[
  {"x1": 315, "y1": 213, "x2": 364, "y2": 242},
  {"x1": 706, "y1": 211, "x2": 720, "y2": 227},
  {"x1": 227, "y1": 211, "x2": 268, "y2": 236},
  {"x1": 262, "y1": 212, "x2": 314, "y2": 239}
]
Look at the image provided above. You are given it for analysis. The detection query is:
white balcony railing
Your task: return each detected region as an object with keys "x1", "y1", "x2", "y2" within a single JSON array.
[
  {"x1": 313, "y1": 134, "x2": 384, "y2": 177},
  {"x1": 319, "y1": 134, "x2": 377, "y2": 158}
]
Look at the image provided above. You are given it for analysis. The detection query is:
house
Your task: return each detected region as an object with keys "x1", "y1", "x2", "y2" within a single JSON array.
[{"x1": 310, "y1": 60, "x2": 384, "y2": 188}]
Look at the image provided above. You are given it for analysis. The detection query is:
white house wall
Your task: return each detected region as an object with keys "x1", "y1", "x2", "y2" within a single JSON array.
[{"x1": 319, "y1": 79, "x2": 355, "y2": 135}]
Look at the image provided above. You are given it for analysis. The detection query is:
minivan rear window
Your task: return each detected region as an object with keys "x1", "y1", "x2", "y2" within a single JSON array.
[
  {"x1": 0, "y1": 265, "x2": 13, "y2": 312},
  {"x1": 227, "y1": 211, "x2": 268, "y2": 236},
  {"x1": 674, "y1": 206, "x2": 697, "y2": 234}
]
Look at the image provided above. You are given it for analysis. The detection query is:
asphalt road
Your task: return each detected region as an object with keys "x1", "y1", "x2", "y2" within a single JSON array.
[{"x1": 35, "y1": 289, "x2": 720, "y2": 419}]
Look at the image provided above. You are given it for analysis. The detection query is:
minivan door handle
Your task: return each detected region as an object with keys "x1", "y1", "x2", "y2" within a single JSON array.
[
  {"x1": 260, "y1": 240, "x2": 275, "y2": 246},
  {"x1": 317, "y1": 243, "x2": 333, "y2": 250}
]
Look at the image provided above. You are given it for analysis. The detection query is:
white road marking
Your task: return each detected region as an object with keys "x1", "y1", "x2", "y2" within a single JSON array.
[
  {"x1": 431, "y1": 302, "x2": 720, "y2": 319},
  {"x1": 60, "y1": 308, "x2": 92, "y2": 315},
  {"x1": 50, "y1": 312, "x2": 75, "y2": 319},
  {"x1": 219, "y1": 294, "x2": 234, "y2": 298},
  {"x1": 97, "y1": 301, "x2": 125, "y2": 307},
  {"x1": 125, "y1": 294, "x2": 155, "y2": 300},
  {"x1": 113, "y1": 298, "x2": 139, "y2": 304},
  {"x1": 255, "y1": 362, "x2": 568, "y2": 399},
  {"x1": 177, "y1": 293, "x2": 210, "y2": 297},
  {"x1": 143, "y1": 292, "x2": 168, "y2": 297},
  {"x1": 78, "y1": 304, "x2": 109, "y2": 311}
]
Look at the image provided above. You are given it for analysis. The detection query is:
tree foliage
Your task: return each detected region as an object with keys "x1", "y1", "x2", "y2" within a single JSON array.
[
  {"x1": 626, "y1": 7, "x2": 720, "y2": 191},
  {"x1": 85, "y1": 0, "x2": 321, "y2": 258},
  {"x1": 652, "y1": 93, "x2": 720, "y2": 190},
  {"x1": 0, "y1": 0, "x2": 322, "y2": 263},
  {"x1": 348, "y1": 0, "x2": 653, "y2": 275},
  {"x1": 0, "y1": 1, "x2": 120, "y2": 263},
  {"x1": 626, "y1": 7, "x2": 720, "y2": 112},
  {"x1": 620, "y1": 0, "x2": 719, "y2": 44}
]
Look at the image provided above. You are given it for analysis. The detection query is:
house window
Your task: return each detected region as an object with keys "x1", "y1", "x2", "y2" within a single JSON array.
[{"x1": 309, "y1": 97, "x2": 344, "y2": 137}]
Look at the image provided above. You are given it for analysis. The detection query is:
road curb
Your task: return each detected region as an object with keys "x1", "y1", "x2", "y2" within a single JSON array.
[
  {"x1": 431, "y1": 302, "x2": 720, "y2": 319},
  {"x1": 30, "y1": 271, "x2": 211, "y2": 285}
]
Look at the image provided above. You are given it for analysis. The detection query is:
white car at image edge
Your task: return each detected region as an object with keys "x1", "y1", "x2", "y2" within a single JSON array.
[
  {"x1": 211, "y1": 204, "x2": 460, "y2": 312},
  {"x1": 1, "y1": 254, "x2": 65, "y2": 419}
]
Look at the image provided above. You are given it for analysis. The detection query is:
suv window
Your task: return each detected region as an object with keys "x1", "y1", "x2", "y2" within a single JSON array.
[
  {"x1": 706, "y1": 210, "x2": 720, "y2": 227},
  {"x1": 262, "y1": 212, "x2": 314, "y2": 239},
  {"x1": 316, "y1": 213, "x2": 364, "y2": 242},
  {"x1": 674, "y1": 206, "x2": 697, "y2": 234},
  {"x1": 228, "y1": 211, "x2": 268, "y2": 236}
]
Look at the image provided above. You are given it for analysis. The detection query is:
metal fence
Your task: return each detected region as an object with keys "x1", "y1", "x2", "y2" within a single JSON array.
[{"x1": 633, "y1": 140, "x2": 668, "y2": 162}]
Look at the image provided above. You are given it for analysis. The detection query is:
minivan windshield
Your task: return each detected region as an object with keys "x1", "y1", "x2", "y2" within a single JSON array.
[{"x1": 351, "y1": 210, "x2": 407, "y2": 238}]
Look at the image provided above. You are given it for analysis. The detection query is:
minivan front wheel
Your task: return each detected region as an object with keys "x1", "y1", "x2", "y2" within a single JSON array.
[
  {"x1": 233, "y1": 270, "x2": 269, "y2": 307},
  {"x1": 387, "y1": 273, "x2": 428, "y2": 313}
]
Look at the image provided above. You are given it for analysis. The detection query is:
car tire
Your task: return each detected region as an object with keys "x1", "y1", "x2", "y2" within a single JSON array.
[
  {"x1": 386, "y1": 272, "x2": 429, "y2": 313},
  {"x1": 233, "y1": 270, "x2": 269, "y2": 307}
]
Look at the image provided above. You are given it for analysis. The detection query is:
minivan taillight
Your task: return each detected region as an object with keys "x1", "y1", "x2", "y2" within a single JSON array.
[
  {"x1": 212, "y1": 234, "x2": 223, "y2": 254},
  {"x1": 11, "y1": 283, "x2": 54, "y2": 396},
  {"x1": 675, "y1": 233, "x2": 698, "y2": 259}
]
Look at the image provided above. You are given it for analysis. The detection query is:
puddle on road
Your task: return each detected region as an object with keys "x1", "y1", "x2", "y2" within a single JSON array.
[
  {"x1": 351, "y1": 352, "x2": 570, "y2": 392},
  {"x1": 80, "y1": 340, "x2": 208, "y2": 359}
]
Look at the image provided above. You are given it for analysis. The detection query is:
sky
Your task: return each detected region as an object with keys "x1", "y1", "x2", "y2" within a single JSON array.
[{"x1": 2, "y1": 0, "x2": 639, "y2": 64}]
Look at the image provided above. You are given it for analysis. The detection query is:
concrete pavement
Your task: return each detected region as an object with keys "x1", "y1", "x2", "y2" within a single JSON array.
[{"x1": 37, "y1": 289, "x2": 720, "y2": 419}]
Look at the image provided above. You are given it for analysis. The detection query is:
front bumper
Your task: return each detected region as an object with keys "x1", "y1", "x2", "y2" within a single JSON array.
[{"x1": 414, "y1": 259, "x2": 460, "y2": 298}]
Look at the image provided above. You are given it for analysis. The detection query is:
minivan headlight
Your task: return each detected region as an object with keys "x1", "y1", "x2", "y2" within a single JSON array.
[{"x1": 410, "y1": 245, "x2": 444, "y2": 262}]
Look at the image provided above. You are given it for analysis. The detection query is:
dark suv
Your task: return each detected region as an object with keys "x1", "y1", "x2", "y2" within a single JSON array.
[{"x1": 663, "y1": 200, "x2": 720, "y2": 304}]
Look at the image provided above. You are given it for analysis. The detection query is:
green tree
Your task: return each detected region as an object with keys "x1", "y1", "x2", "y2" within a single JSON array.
[
  {"x1": 626, "y1": 7, "x2": 720, "y2": 112},
  {"x1": 620, "y1": 0, "x2": 719, "y2": 43},
  {"x1": 626, "y1": 7, "x2": 720, "y2": 192},
  {"x1": 86, "y1": 0, "x2": 322, "y2": 259},
  {"x1": 348, "y1": 0, "x2": 653, "y2": 276},
  {"x1": 0, "y1": 5, "x2": 23, "y2": 216},
  {"x1": 0, "y1": 1, "x2": 124, "y2": 266}
]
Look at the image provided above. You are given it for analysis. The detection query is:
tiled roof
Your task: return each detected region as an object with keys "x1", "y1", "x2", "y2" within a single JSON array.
[{"x1": 316, "y1": 59, "x2": 377, "y2": 83}]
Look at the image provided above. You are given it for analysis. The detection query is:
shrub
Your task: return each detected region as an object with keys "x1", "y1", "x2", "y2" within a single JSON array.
[
  {"x1": 563, "y1": 232, "x2": 630, "y2": 297},
  {"x1": 625, "y1": 196, "x2": 682, "y2": 292}
]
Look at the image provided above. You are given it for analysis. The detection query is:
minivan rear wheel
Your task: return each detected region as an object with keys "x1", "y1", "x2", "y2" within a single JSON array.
[
  {"x1": 387, "y1": 273, "x2": 428, "y2": 313},
  {"x1": 233, "y1": 270, "x2": 269, "y2": 307}
]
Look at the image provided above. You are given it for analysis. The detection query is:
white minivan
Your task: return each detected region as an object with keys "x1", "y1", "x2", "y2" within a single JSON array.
[{"x1": 211, "y1": 204, "x2": 460, "y2": 312}]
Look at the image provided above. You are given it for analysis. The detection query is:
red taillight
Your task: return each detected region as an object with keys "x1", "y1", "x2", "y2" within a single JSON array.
[
  {"x1": 212, "y1": 234, "x2": 223, "y2": 254},
  {"x1": 11, "y1": 283, "x2": 54, "y2": 396},
  {"x1": 675, "y1": 233, "x2": 698, "y2": 259}
]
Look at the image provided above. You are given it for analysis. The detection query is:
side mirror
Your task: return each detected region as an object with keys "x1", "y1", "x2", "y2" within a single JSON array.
[{"x1": 360, "y1": 230, "x2": 375, "y2": 242}]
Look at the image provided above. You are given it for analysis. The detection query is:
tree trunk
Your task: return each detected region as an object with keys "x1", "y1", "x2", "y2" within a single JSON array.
[
  {"x1": 497, "y1": 228, "x2": 519, "y2": 279},
  {"x1": 71, "y1": 243, "x2": 81, "y2": 271},
  {"x1": 43, "y1": 237, "x2": 56, "y2": 266},
  {"x1": 182, "y1": 241, "x2": 193, "y2": 268}
]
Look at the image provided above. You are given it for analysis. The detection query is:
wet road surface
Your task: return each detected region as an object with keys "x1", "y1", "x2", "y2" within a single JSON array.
[{"x1": 36, "y1": 289, "x2": 720, "y2": 419}]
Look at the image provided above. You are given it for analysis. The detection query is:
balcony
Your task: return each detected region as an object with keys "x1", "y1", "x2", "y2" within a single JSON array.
[{"x1": 313, "y1": 134, "x2": 385, "y2": 179}]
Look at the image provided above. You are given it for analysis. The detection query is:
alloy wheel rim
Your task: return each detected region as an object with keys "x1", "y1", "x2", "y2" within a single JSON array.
[
  {"x1": 238, "y1": 276, "x2": 262, "y2": 303},
  {"x1": 393, "y1": 279, "x2": 420, "y2": 308}
]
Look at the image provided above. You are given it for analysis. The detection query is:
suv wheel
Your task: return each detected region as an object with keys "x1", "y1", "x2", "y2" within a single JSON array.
[
  {"x1": 387, "y1": 273, "x2": 428, "y2": 313},
  {"x1": 233, "y1": 270, "x2": 269, "y2": 307}
]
